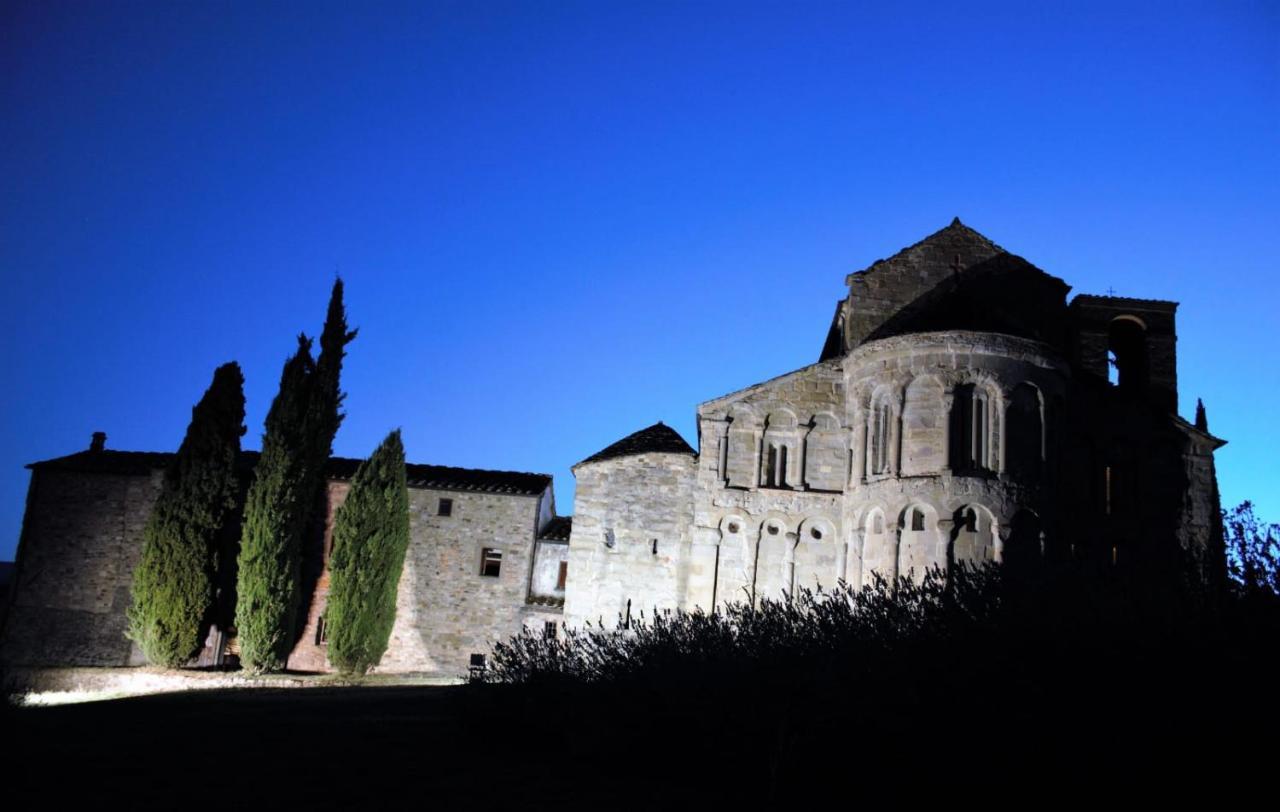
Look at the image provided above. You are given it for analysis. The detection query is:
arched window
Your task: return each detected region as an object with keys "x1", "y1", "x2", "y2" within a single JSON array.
[
  {"x1": 1108, "y1": 317, "x2": 1149, "y2": 392},
  {"x1": 762, "y1": 410, "x2": 797, "y2": 489},
  {"x1": 870, "y1": 399, "x2": 893, "y2": 475},
  {"x1": 949, "y1": 384, "x2": 989, "y2": 472},
  {"x1": 763, "y1": 442, "x2": 791, "y2": 487},
  {"x1": 950, "y1": 505, "x2": 994, "y2": 566},
  {"x1": 1006, "y1": 383, "x2": 1042, "y2": 481}
]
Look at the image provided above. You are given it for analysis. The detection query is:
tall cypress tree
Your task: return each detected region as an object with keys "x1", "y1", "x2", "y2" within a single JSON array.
[
  {"x1": 307, "y1": 277, "x2": 358, "y2": 472},
  {"x1": 234, "y1": 336, "x2": 316, "y2": 673},
  {"x1": 326, "y1": 430, "x2": 410, "y2": 676},
  {"x1": 127, "y1": 362, "x2": 246, "y2": 668}
]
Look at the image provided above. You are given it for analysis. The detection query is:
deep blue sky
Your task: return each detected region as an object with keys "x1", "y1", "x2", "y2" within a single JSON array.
[{"x1": 2, "y1": 2, "x2": 1277, "y2": 561}]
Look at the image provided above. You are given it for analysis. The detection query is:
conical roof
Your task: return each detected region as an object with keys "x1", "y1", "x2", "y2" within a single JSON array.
[{"x1": 575, "y1": 422, "x2": 695, "y2": 468}]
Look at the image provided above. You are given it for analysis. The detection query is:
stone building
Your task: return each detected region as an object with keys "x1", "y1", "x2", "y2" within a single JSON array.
[
  {"x1": 0, "y1": 220, "x2": 1226, "y2": 676},
  {"x1": 1, "y1": 449, "x2": 568, "y2": 675},
  {"x1": 564, "y1": 218, "x2": 1226, "y2": 628}
]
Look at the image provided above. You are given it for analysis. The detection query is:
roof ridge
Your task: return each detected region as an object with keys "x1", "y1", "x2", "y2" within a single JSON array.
[{"x1": 846, "y1": 218, "x2": 1004, "y2": 283}]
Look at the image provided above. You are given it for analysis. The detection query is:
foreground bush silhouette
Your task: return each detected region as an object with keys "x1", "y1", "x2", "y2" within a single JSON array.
[{"x1": 482, "y1": 561, "x2": 1278, "y2": 800}]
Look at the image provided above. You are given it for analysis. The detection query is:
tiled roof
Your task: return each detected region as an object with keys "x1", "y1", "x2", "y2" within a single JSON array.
[
  {"x1": 538, "y1": 515, "x2": 573, "y2": 541},
  {"x1": 28, "y1": 449, "x2": 551, "y2": 496},
  {"x1": 576, "y1": 422, "x2": 696, "y2": 467},
  {"x1": 1070, "y1": 294, "x2": 1178, "y2": 309}
]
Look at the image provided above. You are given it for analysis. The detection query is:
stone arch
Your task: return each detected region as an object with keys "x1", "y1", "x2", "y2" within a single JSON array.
[
  {"x1": 757, "y1": 516, "x2": 792, "y2": 600},
  {"x1": 1003, "y1": 509, "x2": 1044, "y2": 576},
  {"x1": 861, "y1": 506, "x2": 894, "y2": 587},
  {"x1": 948, "y1": 503, "x2": 997, "y2": 570},
  {"x1": 1108, "y1": 316, "x2": 1149, "y2": 391},
  {"x1": 897, "y1": 502, "x2": 943, "y2": 583},
  {"x1": 725, "y1": 404, "x2": 760, "y2": 489},
  {"x1": 901, "y1": 375, "x2": 945, "y2": 476},
  {"x1": 718, "y1": 514, "x2": 747, "y2": 541},
  {"x1": 1005, "y1": 382, "x2": 1043, "y2": 482},
  {"x1": 792, "y1": 516, "x2": 838, "y2": 594},
  {"x1": 803, "y1": 411, "x2": 847, "y2": 492}
]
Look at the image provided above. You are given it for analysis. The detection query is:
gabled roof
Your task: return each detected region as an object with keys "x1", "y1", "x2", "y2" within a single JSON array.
[
  {"x1": 28, "y1": 449, "x2": 552, "y2": 496},
  {"x1": 574, "y1": 422, "x2": 696, "y2": 468},
  {"x1": 835, "y1": 218, "x2": 1073, "y2": 352},
  {"x1": 847, "y1": 218, "x2": 1067, "y2": 287}
]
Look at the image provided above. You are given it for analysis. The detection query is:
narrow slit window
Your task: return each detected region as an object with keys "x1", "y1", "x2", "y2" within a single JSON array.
[{"x1": 556, "y1": 561, "x2": 568, "y2": 591}]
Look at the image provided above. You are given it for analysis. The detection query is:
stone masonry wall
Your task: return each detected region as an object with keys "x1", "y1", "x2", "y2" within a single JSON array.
[
  {"x1": 375, "y1": 487, "x2": 546, "y2": 674},
  {"x1": 564, "y1": 453, "x2": 696, "y2": 629},
  {"x1": 1, "y1": 469, "x2": 160, "y2": 667},
  {"x1": 3, "y1": 465, "x2": 551, "y2": 676}
]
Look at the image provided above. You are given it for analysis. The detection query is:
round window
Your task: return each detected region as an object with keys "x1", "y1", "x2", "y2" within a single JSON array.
[
  {"x1": 811, "y1": 528, "x2": 823, "y2": 540},
  {"x1": 767, "y1": 525, "x2": 779, "y2": 536},
  {"x1": 727, "y1": 522, "x2": 740, "y2": 534}
]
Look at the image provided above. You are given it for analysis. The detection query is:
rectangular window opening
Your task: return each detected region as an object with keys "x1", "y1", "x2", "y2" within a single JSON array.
[
  {"x1": 438, "y1": 498, "x2": 453, "y2": 517},
  {"x1": 543, "y1": 621, "x2": 557, "y2": 640},
  {"x1": 481, "y1": 547, "x2": 502, "y2": 577},
  {"x1": 556, "y1": 561, "x2": 568, "y2": 591}
]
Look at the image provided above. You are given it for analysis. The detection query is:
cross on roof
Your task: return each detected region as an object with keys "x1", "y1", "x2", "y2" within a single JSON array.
[{"x1": 1107, "y1": 286, "x2": 1117, "y2": 296}]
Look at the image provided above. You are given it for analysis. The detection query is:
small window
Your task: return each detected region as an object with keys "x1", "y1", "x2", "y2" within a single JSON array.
[
  {"x1": 962, "y1": 508, "x2": 977, "y2": 533},
  {"x1": 481, "y1": 548, "x2": 502, "y2": 577},
  {"x1": 543, "y1": 621, "x2": 557, "y2": 640},
  {"x1": 438, "y1": 498, "x2": 453, "y2": 517},
  {"x1": 556, "y1": 561, "x2": 568, "y2": 591},
  {"x1": 811, "y1": 527, "x2": 823, "y2": 540},
  {"x1": 910, "y1": 508, "x2": 925, "y2": 532},
  {"x1": 727, "y1": 522, "x2": 740, "y2": 534},
  {"x1": 651, "y1": 538, "x2": 658, "y2": 555},
  {"x1": 316, "y1": 614, "x2": 328, "y2": 645}
]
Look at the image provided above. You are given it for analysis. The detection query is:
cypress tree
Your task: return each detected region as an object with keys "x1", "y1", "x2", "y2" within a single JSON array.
[
  {"x1": 234, "y1": 336, "x2": 316, "y2": 673},
  {"x1": 325, "y1": 430, "x2": 410, "y2": 676},
  {"x1": 127, "y1": 362, "x2": 246, "y2": 668},
  {"x1": 305, "y1": 277, "x2": 358, "y2": 478}
]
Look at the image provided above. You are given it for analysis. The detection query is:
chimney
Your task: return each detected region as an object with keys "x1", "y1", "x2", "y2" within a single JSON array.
[{"x1": 90, "y1": 432, "x2": 106, "y2": 453}]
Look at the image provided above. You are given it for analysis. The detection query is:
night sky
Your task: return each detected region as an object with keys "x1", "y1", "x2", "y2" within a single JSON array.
[{"x1": 2, "y1": 2, "x2": 1277, "y2": 561}]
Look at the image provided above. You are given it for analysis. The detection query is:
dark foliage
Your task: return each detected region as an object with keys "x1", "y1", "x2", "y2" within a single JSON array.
[
  {"x1": 1224, "y1": 500, "x2": 1280, "y2": 597},
  {"x1": 235, "y1": 337, "x2": 317, "y2": 673},
  {"x1": 127, "y1": 363, "x2": 246, "y2": 667},
  {"x1": 489, "y1": 566, "x2": 1003, "y2": 686},
  {"x1": 306, "y1": 277, "x2": 358, "y2": 469},
  {"x1": 326, "y1": 430, "x2": 410, "y2": 676},
  {"x1": 484, "y1": 560, "x2": 1279, "y2": 802}
]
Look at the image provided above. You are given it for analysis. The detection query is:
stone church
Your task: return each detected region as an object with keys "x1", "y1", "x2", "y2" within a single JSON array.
[{"x1": 0, "y1": 220, "x2": 1226, "y2": 678}]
